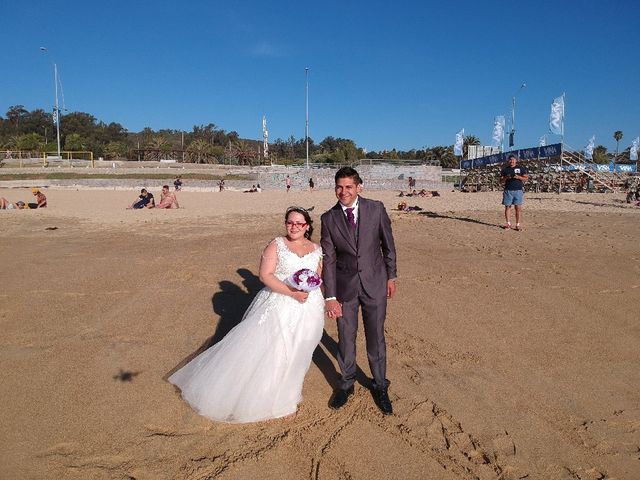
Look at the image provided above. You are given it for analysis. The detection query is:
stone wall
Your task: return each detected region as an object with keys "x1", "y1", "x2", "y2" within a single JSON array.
[{"x1": 257, "y1": 164, "x2": 444, "y2": 191}]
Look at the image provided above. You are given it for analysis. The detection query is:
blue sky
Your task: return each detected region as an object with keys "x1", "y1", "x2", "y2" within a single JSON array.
[{"x1": 1, "y1": 0, "x2": 638, "y2": 153}]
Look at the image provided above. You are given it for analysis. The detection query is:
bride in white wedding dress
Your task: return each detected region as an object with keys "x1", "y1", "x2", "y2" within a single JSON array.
[{"x1": 169, "y1": 207, "x2": 325, "y2": 423}]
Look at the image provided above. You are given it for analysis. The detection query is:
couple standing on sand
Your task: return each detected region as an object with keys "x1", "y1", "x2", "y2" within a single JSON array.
[{"x1": 169, "y1": 167, "x2": 398, "y2": 422}]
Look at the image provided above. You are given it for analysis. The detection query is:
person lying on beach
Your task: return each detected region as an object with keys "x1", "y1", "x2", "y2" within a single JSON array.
[
  {"x1": 418, "y1": 190, "x2": 440, "y2": 197},
  {"x1": 396, "y1": 201, "x2": 423, "y2": 212},
  {"x1": 28, "y1": 188, "x2": 47, "y2": 209},
  {"x1": 128, "y1": 188, "x2": 155, "y2": 209},
  {"x1": 243, "y1": 185, "x2": 258, "y2": 193},
  {"x1": 156, "y1": 185, "x2": 180, "y2": 209},
  {"x1": 1, "y1": 198, "x2": 26, "y2": 209}
]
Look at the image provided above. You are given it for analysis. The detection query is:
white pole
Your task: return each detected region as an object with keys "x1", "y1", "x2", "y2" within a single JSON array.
[
  {"x1": 510, "y1": 83, "x2": 526, "y2": 150},
  {"x1": 305, "y1": 67, "x2": 309, "y2": 169},
  {"x1": 54, "y1": 63, "x2": 61, "y2": 159},
  {"x1": 41, "y1": 47, "x2": 62, "y2": 160},
  {"x1": 511, "y1": 95, "x2": 516, "y2": 149}
]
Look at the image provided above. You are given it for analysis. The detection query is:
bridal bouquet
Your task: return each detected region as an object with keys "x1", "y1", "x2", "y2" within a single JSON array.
[{"x1": 285, "y1": 268, "x2": 322, "y2": 292}]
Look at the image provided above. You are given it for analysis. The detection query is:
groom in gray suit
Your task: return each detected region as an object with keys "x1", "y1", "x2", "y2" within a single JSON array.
[{"x1": 321, "y1": 167, "x2": 397, "y2": 414}]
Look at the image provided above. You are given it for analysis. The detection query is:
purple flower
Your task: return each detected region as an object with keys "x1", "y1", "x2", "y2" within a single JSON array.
[{"x1": 286, "y1": 268, "x2": 322, "y2": 292}]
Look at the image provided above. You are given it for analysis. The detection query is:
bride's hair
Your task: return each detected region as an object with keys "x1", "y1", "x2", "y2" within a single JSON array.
[{"x1": 285, "y1": 206, "x2": 313, "y2": 239}]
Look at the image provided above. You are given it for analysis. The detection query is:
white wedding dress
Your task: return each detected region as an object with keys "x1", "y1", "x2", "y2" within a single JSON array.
[{"x1": 169, "y1": 237, "x2": 325, "y2": 423}]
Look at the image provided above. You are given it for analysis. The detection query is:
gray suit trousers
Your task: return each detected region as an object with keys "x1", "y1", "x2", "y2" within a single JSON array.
[{"x1": 336, "y1": 279, "x2": 389, "y2": 390}]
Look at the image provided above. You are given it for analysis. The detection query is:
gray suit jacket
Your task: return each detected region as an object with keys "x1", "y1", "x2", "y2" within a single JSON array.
[{"x1": 320, "y1": 197, "x2": 397, "y2": 302}]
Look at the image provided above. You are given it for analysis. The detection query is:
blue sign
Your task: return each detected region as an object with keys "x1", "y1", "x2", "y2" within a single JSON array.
[{"x1": 461, "y1": 143, "x2": 563, "y2": 169}]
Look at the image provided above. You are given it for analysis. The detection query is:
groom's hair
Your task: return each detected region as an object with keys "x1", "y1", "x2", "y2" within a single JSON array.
[{"x1": 335, "y1": 167, "x2": 363, "y2": 185}]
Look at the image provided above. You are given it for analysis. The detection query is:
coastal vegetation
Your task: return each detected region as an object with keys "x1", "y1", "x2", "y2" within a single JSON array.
[
  {"x1": 0, "y1": 105, "x2": 471, "y2": 168},
  {"x1": 1, "y1": 106, "x2": 627, "y2": 167}
]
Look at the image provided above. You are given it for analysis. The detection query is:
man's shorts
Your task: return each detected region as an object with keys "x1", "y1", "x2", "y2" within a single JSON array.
[{"x1": 502, "y1": 189, "x2": 524, "y2": 206}]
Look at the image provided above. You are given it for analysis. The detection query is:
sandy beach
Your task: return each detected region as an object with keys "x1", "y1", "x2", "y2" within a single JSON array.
[{"x1": 1, "y1": 185, "x2": 639, "y2": 479}]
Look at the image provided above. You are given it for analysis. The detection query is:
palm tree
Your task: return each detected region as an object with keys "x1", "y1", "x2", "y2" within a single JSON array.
[
  {"x1": 613, "y1": 130, "x2": 623, "y2": 153},
  {"x1": 463, "y1": 135, "x2": 481, "y2": 159},
  {"x1": 186, "y1": 139, "x2": 213, "y2": 164},
  {"x1": 146, "y1": 135, "x2": 170, "y2": 151}
]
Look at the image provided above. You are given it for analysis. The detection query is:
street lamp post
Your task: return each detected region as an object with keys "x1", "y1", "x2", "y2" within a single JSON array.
[
  {"x1": 305, "y1": 67, "x2": 309, "y2": 169},
  {"x1": 40, "y1": 47, "x2": 61, "y2": 160},
  {"x1": 510, "y1": 82, "x2": 526, "y2": 150}
]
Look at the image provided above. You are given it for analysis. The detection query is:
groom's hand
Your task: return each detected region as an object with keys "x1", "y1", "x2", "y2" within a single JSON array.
[
  {"x1": 387, "y1": 279, "x2": 397, "y2": 299},
  {"x1": 325, "y1": 299, "x2": 342, "y2": 319}
]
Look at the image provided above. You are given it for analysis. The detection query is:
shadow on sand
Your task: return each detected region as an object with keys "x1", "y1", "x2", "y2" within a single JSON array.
[
  {"x1": 165, "y1": 268, "x2": 264, "y2": 378},
  {"x1": 418, "y1": 210, "x2": 499, "y2": 228}
]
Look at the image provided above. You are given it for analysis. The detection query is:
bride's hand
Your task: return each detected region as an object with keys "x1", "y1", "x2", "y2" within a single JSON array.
[{"x1": 290, "y1": 290, "x2": 309, "y2": 303}]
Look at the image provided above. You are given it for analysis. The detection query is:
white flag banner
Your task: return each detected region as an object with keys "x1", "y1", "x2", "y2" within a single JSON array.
[
  {"x1": 549, "y1": 94, "x2": 564, "y2": 135},
  {"x1": 631, "y1": 136, "x2": 639, "y2": 161},
  {"x1": 454, "y1": 129, "x2": 464, "y2": 156},
  {"x1": 585, "y1": 135, "x2": 595, "y2": 160},
  {"x1": 539, "y1": 136, "x2": 546, "y2": 147},
  {"x1": 491, "y1": 116, "x2": 505, "y2": 148}
]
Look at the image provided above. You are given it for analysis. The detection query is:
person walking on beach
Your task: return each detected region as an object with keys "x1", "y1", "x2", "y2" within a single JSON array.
[
  {"x1": 321, "y1": 167, "x2": 397, "y2": 415},
  {"x1": 169, "y1": 207, "x2": 325, "y2": 423},
  {"x1": 500, "y1": 154, "x2": 528, "y2": 231},
  {"x1": 309, "y1": 177, "x2": 315, "y2": 192},
  {"x1": 286, "y1": 175, "x2": 291, "y2": 193}
]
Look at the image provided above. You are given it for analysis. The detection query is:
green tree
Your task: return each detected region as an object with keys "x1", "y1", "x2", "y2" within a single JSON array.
[
  {"x1": 431, "y1": 145, "x2": 456, "y2": 168},
  {"x1": 593, "y1": 145, "x2": 609, "y2": 164},
  {"x1": 16, "y1": 133, "x2": 44, "y2": 150},
  {"x1": 186, "y1": 139, "x2": 214, "y2": 163},
  {"x1": 6, "y1": 105, "x2": 28, "y2": 122},
  {"x1": 613, "y1": 130, "x2": 623, "y2": 158},
  {"x1": 104, "y1": 141, "x2": 128, "y2": 159},
  {"x1": 64, "y1": 133, "x2": 87, "y2": 151},
  {"x1": 146, "y1": 135, "x2": 171, "y2": 153}
]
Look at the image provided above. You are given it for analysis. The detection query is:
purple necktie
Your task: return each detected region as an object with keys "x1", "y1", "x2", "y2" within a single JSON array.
[{"x1": 346, "y1": 207, "x2": 356, "y2": 230}]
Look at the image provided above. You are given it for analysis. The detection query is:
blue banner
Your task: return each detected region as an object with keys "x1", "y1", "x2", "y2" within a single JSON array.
[
  {"x1": 461, "y1": 143, "x2": 563, "y2": 169},
  {"x1": 551, "y1": 163, "x2": 637, "y2": 173}
]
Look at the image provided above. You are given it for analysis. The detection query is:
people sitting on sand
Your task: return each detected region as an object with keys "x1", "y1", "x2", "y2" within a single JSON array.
[
  {"x1": 28, "y1": 188, "x2": 47, "y2": 209},
  {"x1": 128, "y1": 188, "x2": 155, "y2": 209},
  {"x1": 174, "y1": 176, "x2": 183, "y2": 191},
  {"x1": 256, "y1": 183, "x2": 262, "y2": 192},
  {"x1": 244, "y1": 185, "x2": 258, "y2": 193},
  {"x1": 218, "y1": 179, "x2": 225, "y2": 192},
  {"x1": 156, "y1": 185, "x2": 180, "y2": 209}
]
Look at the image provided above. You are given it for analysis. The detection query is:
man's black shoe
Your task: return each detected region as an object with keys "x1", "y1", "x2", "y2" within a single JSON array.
[
  {"x1": 372, "y1": 387, "x2": 393, "y2": 415},
  {"x1": 329, "y1": 386, "x2": 354, "y2": 410}
]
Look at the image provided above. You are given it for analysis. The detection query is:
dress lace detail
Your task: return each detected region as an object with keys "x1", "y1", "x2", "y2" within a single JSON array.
[
  {"x1": 257, "y1": 237, "x2": 322, "y2": 328},
  {"x1": 168, "y1": 237, "x2": 324, "y2": 424}
]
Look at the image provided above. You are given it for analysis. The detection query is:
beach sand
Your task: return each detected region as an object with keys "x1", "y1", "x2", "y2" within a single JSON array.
[{"x1": 1, "y1": 186, "x2": 639, "y2": 479}]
